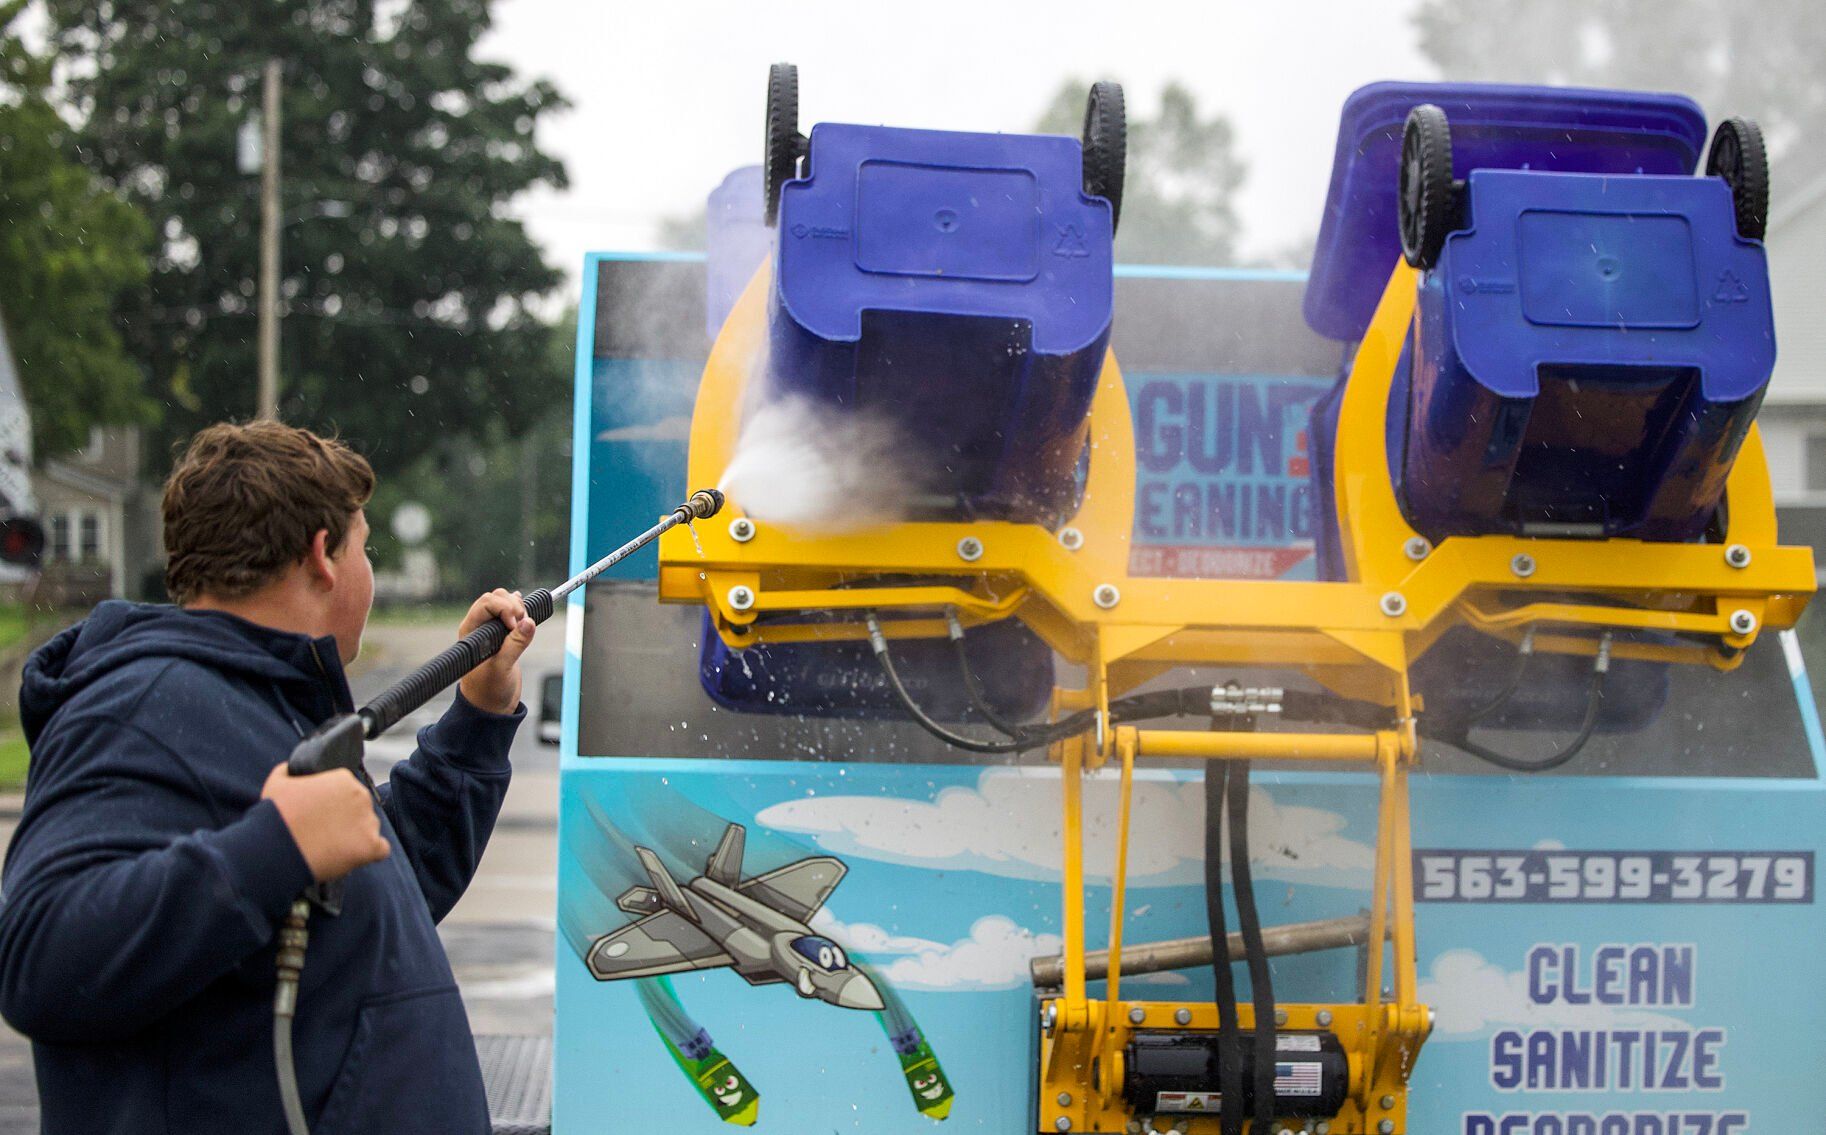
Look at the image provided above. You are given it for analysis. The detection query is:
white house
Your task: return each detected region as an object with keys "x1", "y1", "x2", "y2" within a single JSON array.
[
  {"x1": 35, "y1": 426, "x2": 162, "y2": 603},
  {"x1": 0, "y1": 309, "x2": 38, "y2": 587}
]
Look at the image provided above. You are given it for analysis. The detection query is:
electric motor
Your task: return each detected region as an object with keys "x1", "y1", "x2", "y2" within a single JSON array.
[{"x1": 1122, "y1": 1030, "x2": 1349, "y2": 1120}]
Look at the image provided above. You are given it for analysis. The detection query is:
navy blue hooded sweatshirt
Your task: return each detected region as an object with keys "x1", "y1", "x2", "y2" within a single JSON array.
[{"x1": 0, "y1": 601, "x2": 524, "y2": 1134}]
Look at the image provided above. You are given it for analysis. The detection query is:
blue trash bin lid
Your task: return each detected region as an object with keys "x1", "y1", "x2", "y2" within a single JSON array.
[
  {"x1": 1302, "y1": 81, "x2": 1708, "y2": 342},
  {"x1": 775, "y1": 123, "x2": 1114, "y2": 356}
]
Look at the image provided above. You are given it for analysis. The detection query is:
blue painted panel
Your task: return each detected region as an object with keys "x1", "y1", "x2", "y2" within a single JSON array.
[{"x1": 555, "y1": 755, "x2": 1826, "y2": 1133}]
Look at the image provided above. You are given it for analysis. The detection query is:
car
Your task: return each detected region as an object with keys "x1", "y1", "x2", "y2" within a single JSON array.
[{"x1": 538, "y1": 671, "x2": 561, "y2": 745}]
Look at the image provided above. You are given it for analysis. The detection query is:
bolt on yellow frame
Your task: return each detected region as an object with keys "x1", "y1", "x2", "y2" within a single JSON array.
[{"x1": 657, "y1": 261, "x2": 1815, "y2": 1133}]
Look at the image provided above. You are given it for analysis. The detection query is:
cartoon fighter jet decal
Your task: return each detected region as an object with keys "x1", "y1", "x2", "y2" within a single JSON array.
[{"x1": 586, "y1": 824, "x2": 884, "y2": 1011}]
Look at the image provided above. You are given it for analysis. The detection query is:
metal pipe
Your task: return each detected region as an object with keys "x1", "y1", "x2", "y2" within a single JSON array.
[{"x1": 1029, "y1": 913, "x2": 1378, "y2": 989}]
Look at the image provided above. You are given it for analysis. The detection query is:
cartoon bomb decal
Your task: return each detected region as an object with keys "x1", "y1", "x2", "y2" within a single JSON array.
[{"x1": 635, "y1": 977, "x2": 762, "y2": 1126}]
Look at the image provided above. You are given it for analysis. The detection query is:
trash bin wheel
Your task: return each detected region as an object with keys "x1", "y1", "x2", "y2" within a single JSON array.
[
  {"x1": 1081, "y1": 80, "x2": 1126, "y2": 236},
  {"x1": 1707, "y1": 117, "x2": 1769, "y2": 241},
  {"x1": 764, "y1": 63, "x2": 807, "y2": 226},
  {"x1": 1399, "y1": 103, "x2": 1454, "y2": 269}
]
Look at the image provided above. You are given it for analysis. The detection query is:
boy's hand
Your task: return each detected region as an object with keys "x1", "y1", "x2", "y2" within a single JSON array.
[
  {"x1": 261, "y1": 764, "x2": 389, "y2": 882},
  {"x1": 456, "y1": 588, "x2": 535, "y2": 715}
]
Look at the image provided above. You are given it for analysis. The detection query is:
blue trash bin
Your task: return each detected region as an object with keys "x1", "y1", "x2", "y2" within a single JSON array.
[
  {"x1": 1300, "y1": 82, "x2": 1751, "y2": 737},
  {"x1": 1304, "y1": 81, "x2": 1773, "y2": 551},
  {"x1": 1404, "y1": 168, "x2": 1773, "y2": 541},
  {"x1": 767, "y1": 124, "x2": 1115, "y2": 522}
]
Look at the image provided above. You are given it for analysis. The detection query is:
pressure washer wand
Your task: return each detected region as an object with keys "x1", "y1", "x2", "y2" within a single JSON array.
[
  {"x1": 286, "y1": 488, "x2": 725, "y2": 778},
  {"x1": 272, "y1": 487, "x2": 723, "y2": 1135}
]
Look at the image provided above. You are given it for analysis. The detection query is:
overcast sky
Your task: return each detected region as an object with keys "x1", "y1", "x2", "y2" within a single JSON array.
[{"x1": 481, "y1": 0, "x2": 1434, "y2": 280}]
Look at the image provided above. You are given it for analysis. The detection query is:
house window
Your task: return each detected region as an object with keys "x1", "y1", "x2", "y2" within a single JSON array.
[
  {"x1": 49, "y1": 514, "x2": 71, "y2": 561},
  {"x1": 1809, "y1": 436, "x2": 1826, "y2": 493},
  {"x1": 79, "y1": 512, "x2": 101, "y2": 561}
]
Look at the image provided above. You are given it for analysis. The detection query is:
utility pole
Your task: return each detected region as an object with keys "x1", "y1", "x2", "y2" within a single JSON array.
[
  {"x1": 518, "y1": 425, "x2": 539, "y2": 583},
  {"x1": 257, "y1": 58, "x2": 282, "y2": 420}
]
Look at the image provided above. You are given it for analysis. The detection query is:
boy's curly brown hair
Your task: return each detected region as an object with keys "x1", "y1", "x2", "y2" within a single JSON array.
[{"x1": 161, "y1": 421, "x2": 374, "y2": 604}]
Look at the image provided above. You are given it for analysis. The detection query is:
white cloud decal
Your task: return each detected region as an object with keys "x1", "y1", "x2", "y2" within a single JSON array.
[
  {"x1": 814, "y1": 910, "x2": 1061, "y2": 992},
  {"x1": 1417, "y1": 950, "x2": 1690, "y2": 1043},
  {"x1": 756, "y1": 768, "x2": 1372, "y2": 888}
]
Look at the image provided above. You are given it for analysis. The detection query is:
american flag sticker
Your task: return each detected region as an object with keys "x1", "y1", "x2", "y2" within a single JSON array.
[{"x1": 1275, "y1": 1061, "x2": 1324, "y2": 1097}]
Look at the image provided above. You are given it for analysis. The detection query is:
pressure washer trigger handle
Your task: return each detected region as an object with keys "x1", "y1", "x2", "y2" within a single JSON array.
[
  {"x1": 286, "y1": 713, "x2": 366, "y2": 777},
  {"x1": 285, "y1": 716, "x2": 364, "y2": 917}
]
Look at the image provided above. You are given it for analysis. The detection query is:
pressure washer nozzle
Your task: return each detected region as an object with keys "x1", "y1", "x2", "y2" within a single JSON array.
[{"x1": 688, "y1": 488, "x2": 725, "y2": 519}]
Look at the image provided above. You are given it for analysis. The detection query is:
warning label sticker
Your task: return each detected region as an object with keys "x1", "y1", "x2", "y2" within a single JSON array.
[{"x1": 1155, "y1": 1091, "x2": 1221, "y2": 1113}]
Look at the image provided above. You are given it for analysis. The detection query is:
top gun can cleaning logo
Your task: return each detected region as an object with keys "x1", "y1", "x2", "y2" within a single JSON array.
[{"x1": 1126, "y1": 373, "x2": 1333, "y2": 580}]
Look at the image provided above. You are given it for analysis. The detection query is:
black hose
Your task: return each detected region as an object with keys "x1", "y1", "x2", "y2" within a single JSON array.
[
  {"x1": 884, "y1": 615, "x2": 1399, "y2": 755},
  {"x1": 1112, "y1": 686, "x2": 1218, "y2": 722},
  {"x1": 1423, "y1": 636, "x2": 1610, "y2": 773},
  {"x1": 1227, "y1": 762, "x2": 1277, "y2": 1132},
  {"x1": 1460, "y1": 629, "x2": 1535, "y2": 727},
  {"x1": 274, "y1": 898, "x2": 312, "y2": 1135},
  {"x1": 1277, "y1": 689, "x2": 1392, "y2": 731},
  {"x1": 945, "y1": 611, "x2": 1027, "y2": 739},
  {"x1": 873, "y1": 616, "x2": 1235, "y2": 753},
  {"x1": 869, "y1": 614, "x2": 1094, "y2": 753},
  {"x1": 1204, "y1": 759, "x2": 1245, "y2": 1135}
]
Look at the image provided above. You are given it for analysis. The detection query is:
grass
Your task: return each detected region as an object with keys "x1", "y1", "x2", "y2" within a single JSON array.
[
  {"x1": 0, "y1": 605, "x2": 36, "y2": 789},
  {"x1": 0, "y1": 603, "x2": 29, "y2": 655},
  {"x1": 0, "y1": 730, "x2": 25, "y2": 791}
]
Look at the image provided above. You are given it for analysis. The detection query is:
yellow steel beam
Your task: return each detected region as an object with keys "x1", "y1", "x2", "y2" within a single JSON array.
[
  {"x1": 1127, "y1": 727, "x2": 1393, "y2": 763},
  {"x1": 1363, "y1": 744, "x2": 1398, "y2": 1102},
  {"x1": 1059, "y1": 732, "x2": 1089, "y2": 1031},
  {"x1": 1105, "y1": 730, "x2": 1138, "y2": 1009}
]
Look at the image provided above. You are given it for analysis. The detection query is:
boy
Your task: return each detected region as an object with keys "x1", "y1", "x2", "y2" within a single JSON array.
[{"x1": 0, "y1": 421, "x2": 533, "y2": 1133}]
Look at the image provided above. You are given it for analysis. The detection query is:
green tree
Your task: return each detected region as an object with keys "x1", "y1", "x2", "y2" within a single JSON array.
[
  {"x1": 45, "y1": 0, "x2": 571, "y2": 476},
  {"x1": 1413, "y1": 0, "x2": 1826, "y2": 165},
  {"x1": 0, "y1": 1, "x2": 153, "y2": 458},
  {"x1": 1035, "y1": 80, "x2": 1246, "y2": 266},
  {"x1": 368, "y1": 308, "x2": 575, "y2": 595}
]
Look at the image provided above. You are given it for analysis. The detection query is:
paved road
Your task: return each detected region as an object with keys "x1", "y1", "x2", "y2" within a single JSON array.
[{"x1": 0, "y1": 610, "x2": 569, "y2": 1132}]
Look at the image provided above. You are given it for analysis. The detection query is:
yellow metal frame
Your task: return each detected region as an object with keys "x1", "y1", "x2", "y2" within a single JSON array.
[{"x1": 657, "y1": 261, "x2": 1816, "y2": 1133}]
